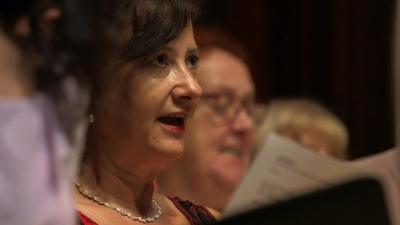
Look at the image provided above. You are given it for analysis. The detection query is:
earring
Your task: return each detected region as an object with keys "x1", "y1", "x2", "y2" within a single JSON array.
[{"x1": 89, "y1": 114, "x2": 95, "y2": 123}]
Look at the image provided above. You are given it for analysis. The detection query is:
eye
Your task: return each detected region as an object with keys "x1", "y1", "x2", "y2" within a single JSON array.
[
  {"x1": 210, "y1": 94, "x2": 231, "y2": 116},
  {"x1": 150, "y1": 54, "x2": 169, "y2": 67},
  {"x1": 186, "y1": 54, "x2": 199, "y2": 69},
  {"x1": 202, "y1": 92, "x2": 234, "y2": 117},
  {"x1": 213, "y1": 104, "x2": 228, "y2": 115}
]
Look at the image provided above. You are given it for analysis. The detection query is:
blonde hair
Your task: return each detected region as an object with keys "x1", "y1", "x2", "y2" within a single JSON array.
[{"x1": 254, "y1": 99, "x2": 349, "y2": 159}]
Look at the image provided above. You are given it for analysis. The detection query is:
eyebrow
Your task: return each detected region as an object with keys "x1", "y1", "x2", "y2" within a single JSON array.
[
  {"x1": 187, "y1": 48, "x2": 199, "y2": 56},
  {"x1": 158, "y1": 46, "x2": 199, "y2": 55}
]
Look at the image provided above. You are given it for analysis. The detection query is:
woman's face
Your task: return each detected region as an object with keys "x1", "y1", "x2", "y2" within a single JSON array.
[
  {"x1": 180, "y1": 48, "x2": 255, "y2": 209},
  {"x1": 96, "y1": 24, "x2": 201, "y2": 165}
]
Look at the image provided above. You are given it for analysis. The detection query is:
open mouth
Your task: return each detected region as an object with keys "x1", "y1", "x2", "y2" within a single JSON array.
[
  {"x1": 157, "y1": 115, "x2": 185, "y2": 126},
  {"x1": 157, "y1": 114, "x2": 186, "y2": 134}
]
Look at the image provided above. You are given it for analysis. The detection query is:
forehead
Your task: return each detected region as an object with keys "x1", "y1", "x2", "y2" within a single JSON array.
[
  {"x1": 166, "y1": 23, "x2": 197, "y2": 49},
  {"x1": 197, "y1": 48, "x2": 254, "y2": 96}
]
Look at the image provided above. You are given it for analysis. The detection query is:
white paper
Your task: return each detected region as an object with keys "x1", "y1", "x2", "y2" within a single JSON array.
[
  {"x1": 352, "y1": 149, "x2": 400, "y2": 225},
  {"x1": 223, "y1": 134, "x2": 400, "y2": 225}
]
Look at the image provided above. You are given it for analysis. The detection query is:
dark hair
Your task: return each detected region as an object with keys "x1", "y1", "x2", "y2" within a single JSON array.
[
  {"x1": 116, "y1": 0, "x2": 201, "y2": 62},
  {"x1": 0, "y1": 0, "x2": 103, "y2": 141},
  {"x1": 0, "y1": 0, "x2": 100, "y2": 87}
]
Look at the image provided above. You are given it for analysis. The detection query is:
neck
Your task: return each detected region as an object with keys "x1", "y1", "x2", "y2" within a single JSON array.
[
  {"x1": 79, "y1": 122, "x2": 169, "y2": 215},
  {"x1": 79, "y1": 155, "x2": 157, "y2": 215},
  {"x1": 158, "y1": 165, "x2": 193, "y2": 202}
]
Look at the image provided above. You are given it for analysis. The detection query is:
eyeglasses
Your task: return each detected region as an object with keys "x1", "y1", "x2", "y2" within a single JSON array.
[{"x1": 201, "y1": 91, "x2": 255, "y2": 124}]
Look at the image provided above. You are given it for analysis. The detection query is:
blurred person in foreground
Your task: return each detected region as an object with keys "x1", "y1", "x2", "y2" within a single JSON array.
[
  {"x1": 74, "y1": 1, "x2": 220, "y2": 225},
  {"x1": 0, "y1": 0, "x2": 108, "y2": 224},
  {"x1": 158, "y1": 26, "x2": 256, "y2": 211},
  {"x1": 253, "y1": 98, "x2": 349, "y2": 159}
]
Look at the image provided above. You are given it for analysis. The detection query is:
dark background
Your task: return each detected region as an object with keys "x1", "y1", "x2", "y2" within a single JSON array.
[{"x1": 198, "y1": 0, "x2": 396, "y2": 159}]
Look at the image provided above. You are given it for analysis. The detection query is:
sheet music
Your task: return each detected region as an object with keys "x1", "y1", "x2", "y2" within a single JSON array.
[
  {"x1": 353, "y1": 149, "x2": 400, "y2": 225},
  {"x1": 223, "y1": 134, "x2": 399, "y2": 225}
]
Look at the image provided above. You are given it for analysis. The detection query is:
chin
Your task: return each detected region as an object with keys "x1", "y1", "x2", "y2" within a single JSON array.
[
  {"x1": 210, "y1": 169, "x2": 244, "y2": 192},
  {"x1": 209, "y1": 157, "x2": 248, "y2": 191},
  {"x1": 157, "y1": 140, "x2": 185, "y2": 159}
]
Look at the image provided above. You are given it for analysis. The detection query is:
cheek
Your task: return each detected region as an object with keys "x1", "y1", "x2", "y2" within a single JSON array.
[
  {"x1": 184, "y1": 120, "x2": 226, "y2": 163},
  {"x1": 187, "y1": 117, "x2": 227, "y2": 148},
  {"x1": 185, "y1": 126, "x2": 214, "y2": 154},
  {"x1": 243, "y1": 131, "x2": 256, "y2": 150}
]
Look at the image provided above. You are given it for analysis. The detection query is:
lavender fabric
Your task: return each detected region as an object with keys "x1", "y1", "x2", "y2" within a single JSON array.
[{"x1": 0, "y1": 95, "x2": 76, "y2": 225}]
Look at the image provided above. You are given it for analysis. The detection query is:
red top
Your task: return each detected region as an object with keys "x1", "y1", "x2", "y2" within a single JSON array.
[
  {"x1": 78, "y1": 197, "x2": 217, "y2": 225},
  {"x1": 78, "y1": 212, "x2": 97, "y2": 225}
]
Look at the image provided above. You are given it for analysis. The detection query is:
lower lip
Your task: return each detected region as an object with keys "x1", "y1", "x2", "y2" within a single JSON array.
[{"x1": 159, "y1": 123, "x2": 185, "y2": 135}]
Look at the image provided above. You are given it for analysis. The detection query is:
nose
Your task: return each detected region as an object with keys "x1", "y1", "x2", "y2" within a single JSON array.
[
  {"x1": 171, "y1": 67, "x2": 202, "y2": 110},
  {"x1": 231, "y1": 107, "x2": 255, "y2": 134}
]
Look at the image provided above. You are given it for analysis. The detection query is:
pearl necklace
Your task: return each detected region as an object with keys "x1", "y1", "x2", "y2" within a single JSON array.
[{"x1": 75, "y1": 182, "x2": 162, "y2": 223}]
